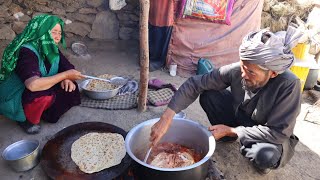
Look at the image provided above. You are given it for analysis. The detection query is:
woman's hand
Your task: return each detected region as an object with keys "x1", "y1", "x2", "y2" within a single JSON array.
[
  {"x1": 150, "y1": 108, "x2": 175, "y2": 146},
  {"x1": 61, "y1": 79, "x2": 76, "y2": 92},
  {"x1": 63, "y1": 69, "x2": 84, "y2": 81}
]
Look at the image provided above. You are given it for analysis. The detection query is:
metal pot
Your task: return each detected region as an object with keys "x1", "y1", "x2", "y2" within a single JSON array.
[
  {"x1": 125, "y1": 118, "x2": 216, "y2": 180},
  {"x1": 2, "y1": 140, "x2": 40, "y2": 172}
]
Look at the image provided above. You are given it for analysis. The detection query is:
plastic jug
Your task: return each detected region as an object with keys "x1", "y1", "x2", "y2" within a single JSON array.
[{"x1": 197, "y1": 58, "x2": 214, "y2": 75}]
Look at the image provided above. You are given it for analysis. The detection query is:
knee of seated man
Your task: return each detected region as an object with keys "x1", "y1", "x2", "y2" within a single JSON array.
[
  {"x1": 254, "y1": 145, "x2": 281, "y2": 169},
  {"x1": 199, "y1": 90, "x2": 221, "y2": 105}
]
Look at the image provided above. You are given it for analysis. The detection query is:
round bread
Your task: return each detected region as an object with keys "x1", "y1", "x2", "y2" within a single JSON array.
[{"x1": 71, "y1": 132, "x2": 126, "y2": 174}]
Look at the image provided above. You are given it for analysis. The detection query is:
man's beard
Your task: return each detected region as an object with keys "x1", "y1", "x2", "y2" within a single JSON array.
[{"x1": 242, "y1": 79, "x2": 259, "y2": 92}]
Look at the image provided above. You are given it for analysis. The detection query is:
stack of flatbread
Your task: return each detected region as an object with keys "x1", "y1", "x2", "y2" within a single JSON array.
[{"x1": 71, "y1": 132, "x2": 126, "y2": 174}]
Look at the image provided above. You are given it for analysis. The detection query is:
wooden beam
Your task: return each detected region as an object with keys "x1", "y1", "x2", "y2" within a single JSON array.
[{"x1": 138, "y1": 0, "x2": 150, "y2": 112}]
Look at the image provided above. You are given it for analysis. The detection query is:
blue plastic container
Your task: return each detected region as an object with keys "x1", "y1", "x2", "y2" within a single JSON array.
[{"x1": 197, "y1": 58, "x2": 214, "y2": 75}]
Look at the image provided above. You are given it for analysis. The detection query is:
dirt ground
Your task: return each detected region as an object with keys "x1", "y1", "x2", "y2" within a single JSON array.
[{"x1": 0, "y1": 39, "x2": 320, "y2": 180}]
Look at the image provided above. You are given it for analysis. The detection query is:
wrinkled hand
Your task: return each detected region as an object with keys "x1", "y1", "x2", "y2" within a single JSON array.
[
  {"x1": 61, "y1": 79, "x2": 76, "y2": 92},
  {"x1": 208, "y1": 124, "x2": 237, "y2": 140},
  {"x1": 64, "y1": 69, "x2": 84, "y2": 81},
  {"x1": 150, "y1": 108, "x2": 175, "y2": 146}
]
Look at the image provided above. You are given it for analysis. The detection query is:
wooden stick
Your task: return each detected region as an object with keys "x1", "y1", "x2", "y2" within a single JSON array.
[{"x1": 138, "y1": 0, "x2": 150, "y2": 112}]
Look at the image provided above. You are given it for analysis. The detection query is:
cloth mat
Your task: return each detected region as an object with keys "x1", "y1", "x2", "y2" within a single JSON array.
[
  {"x1": 147, "y1": 88, "x2": 174, "y2": 106},
  {"x1": 80, "y1": 78, "x2": 176, "y2": 109},
  {"x1": 80, "y1": 92, "x2": 138, "y2": 110}
]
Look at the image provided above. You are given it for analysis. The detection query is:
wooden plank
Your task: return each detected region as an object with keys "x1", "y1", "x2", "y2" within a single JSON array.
[{"x1": 138, "y1": 0, "x2": 150, "y2": 112}]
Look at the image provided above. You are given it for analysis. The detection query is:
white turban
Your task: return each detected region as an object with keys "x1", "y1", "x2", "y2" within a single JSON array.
[{"x1": 239, "y1": 26, "x2": 303, "y2": 74}]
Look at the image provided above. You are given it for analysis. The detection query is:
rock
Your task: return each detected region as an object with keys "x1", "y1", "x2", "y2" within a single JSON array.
[
  {"x1": 52, "y1": 8, "x2": 66, "y2": 16},
  {"x1": 79, "y1": 8, "x2": 98, "y2": 14},
  {"x1": 65, "y1": 32, "x2": 74, "y2": 38},
  {"x1": 271, "y1": 2, "x2": 295, "y2": 17},
  {"x1": 54, "y1": 0, "x2": 86, "y2": 10},
  {"x1": 32, "y1": 12, "x2": 46, "y2": 18},
  {"x1": 18, "y1": 14, "x2": 31, "y2": 22},
  {"x1": 64, "y1": 22, "x2": 91, "y2": 37},
  {"x1": 292, "y1": 0, "x2": 314, "y2": 9},
  {"x1": 8, "y1": 3, "x2": 23, "y2": 14},
  {"x1": 49, "y1": 1, "x2": 64, "y2": 9},
  {"x1": 0, "y1": 0, "x2": 4, "y2": 5},
  {"x1": 3, "y1": 16, "x2": 15, "y2": 24},
  {"x1": 86, "y1": 0, "x2": 104, "y2": 8},
  {"x1": 26, "y1": 10, "x2": 33, "y2": 16},
  {"x1": 89, "y1": 11, "x2": 119, "y2": 40},
  {"x1": 127, "y1": 0, "x2": 139, "y2": 5},
  {"x1": 0, "y1": 24, "x2": 16, "y2": 40},
  {"x1": 34, "y1": 4, "x2": 53, "y2": 12},
  {"x1": 263, "y1": 0, "x2": 276, "y2": 12},
  {"x1": 12, "y1": 21, "x2": 26, "y2": 34},
  {"x1": 66, "y1": 13, "x2": 95, "y2": 24},
  {"x1": 129, "y1": 14, "x2": 139, "y2": 22},
  {"x1": 2, "y1": 0, "x2": 12, "y2": 7},
  {"x1": 132, "y1": 29, "x2": 139, "y2": 40},
  {"x1": 0, "y1": 6, "x2": 10, "y2": 18},
  {"x1": 117, "y1": 13, "x2": 130, "y2": 21},
  {"x1": 119, "y1": 27, "x2": 134, "y2": 40},
  {"x1": 34, "y1": 0, "x2": 49, "y2": 5},
  {"x1": 66, "y1": 6, "x2": 77, "y2": 13},
  {"x1": 121, "y1": 3, "x2": 135, "y2": 11},
  {"x1": 121, "y1": 20, "x2": 138, "y2": 28},
  {"x1": 261, "y1": 12, "x2": 272, "y2": 29},
  {"x1": 270, "y1": 16, "x2": 289, "y2": 32}
]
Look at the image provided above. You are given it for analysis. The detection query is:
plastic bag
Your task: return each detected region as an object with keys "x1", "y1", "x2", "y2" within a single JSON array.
[
  {"x1": 179, "y1": 0, "x2": 235, "y2": 25},
  {"x1": 109, "y1": 0, "x2": 127, "y2": 11}
]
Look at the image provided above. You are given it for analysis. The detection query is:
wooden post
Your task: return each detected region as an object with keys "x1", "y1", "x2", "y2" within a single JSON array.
[{"x1": 138, "y1": 0, "x2": 150, "y2": 112}]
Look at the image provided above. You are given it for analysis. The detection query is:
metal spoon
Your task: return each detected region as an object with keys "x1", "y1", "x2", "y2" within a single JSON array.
[
  {"x1": 143, "y1": 147, "x2": 152, "y2": 163},
  {"x1": 83, "y1": 75, "x2": 128, "y2": 86}
]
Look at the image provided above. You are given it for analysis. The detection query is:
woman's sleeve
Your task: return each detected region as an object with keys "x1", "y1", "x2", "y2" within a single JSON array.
[
  {"x1": 58, "y1": 51, "x2": 75, "y2": 73},
  {"x1": 15, "y1": 47, "x2": 41, "y2": 82}
]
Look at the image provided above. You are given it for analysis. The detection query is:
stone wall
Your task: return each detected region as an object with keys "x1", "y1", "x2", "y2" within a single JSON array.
[
  {"x1": 261, "y1": 0, "x2": 316, "y2": 32},
  {"x1": 1, "y1": 0, "x2": 318, "y2": 43},
  {"x1": 0, "y1": 0, "x2": 140, "y2": 42}
]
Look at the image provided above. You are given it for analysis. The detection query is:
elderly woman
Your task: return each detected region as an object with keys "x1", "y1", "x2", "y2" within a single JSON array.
[
  {"x1": 150, "y1": 27, "x2": 302, "y2": 174},
  {"x1": 0, "y1": 14, "x2": 84, "y2": 134}
]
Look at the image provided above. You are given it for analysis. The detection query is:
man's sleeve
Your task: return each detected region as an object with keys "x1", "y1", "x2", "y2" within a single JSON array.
[
  {"x1": 168, "y1": 63, "x2": 238, "y2": 113},
  {"x1": 235, "y1": 79, "x2": 301, "y2": 146}
]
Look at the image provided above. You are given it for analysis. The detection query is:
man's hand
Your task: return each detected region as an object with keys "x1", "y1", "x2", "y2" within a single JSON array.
[
  {"x1": 61, "y1": 79, "x2": 76, "y2": 92},
  {"x1": 208, "y1": 124, "x2": 237, "y2": 140},
  {"x1": 150, "y1": 108, "x2": 175, "y2": 146}
]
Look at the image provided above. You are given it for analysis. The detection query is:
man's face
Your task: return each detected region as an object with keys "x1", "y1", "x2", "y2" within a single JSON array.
[
  {"x1": 50, "y1": 24, "x2": 62, "y2": 44},
  {"x1": 240, "y1": 60, "x2": 277, "y2": 91}
]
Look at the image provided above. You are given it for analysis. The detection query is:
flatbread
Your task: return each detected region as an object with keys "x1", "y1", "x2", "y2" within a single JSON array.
[
  {"x1": 150, "y1": 151, "x2": 195, "y2": 168},
  {"x1": 71, "y1": 132, "x2": 126, "y2": 174}
]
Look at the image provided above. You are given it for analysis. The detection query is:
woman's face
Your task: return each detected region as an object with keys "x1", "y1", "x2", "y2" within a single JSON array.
[{"x1": 51, "y1": 24, "x2": 62, "y2": 44}]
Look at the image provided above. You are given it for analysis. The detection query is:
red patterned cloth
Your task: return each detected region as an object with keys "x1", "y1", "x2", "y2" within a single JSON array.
[{"x1": 23, "y1": 95, "x2": 54, "y2": 124}]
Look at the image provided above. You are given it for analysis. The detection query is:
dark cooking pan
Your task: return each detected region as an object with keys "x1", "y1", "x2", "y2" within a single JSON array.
[{"x1": 41, "y1": 122, "x2": 132, "y2": 180}]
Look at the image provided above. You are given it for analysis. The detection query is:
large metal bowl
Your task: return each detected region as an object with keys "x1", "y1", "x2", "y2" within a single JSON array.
[
  {"x1": 79, "y1": 79, "x2": 123, "y2": 100},
  {"x1": 125, "y1": 118, "x2": 216, "y2": 180},
  {"x1": 2, "y1": 140, "x2": 40, "y2": 172}
]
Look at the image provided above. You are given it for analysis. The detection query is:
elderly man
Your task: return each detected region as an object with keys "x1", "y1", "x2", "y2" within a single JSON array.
[{"x1": 150, "y1": 28, "x2": 302, "y2": 174}]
